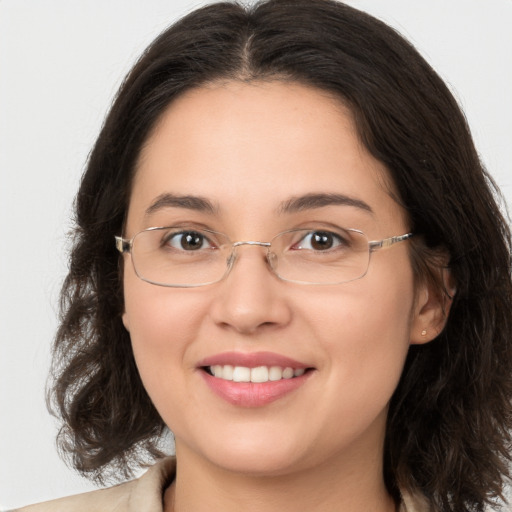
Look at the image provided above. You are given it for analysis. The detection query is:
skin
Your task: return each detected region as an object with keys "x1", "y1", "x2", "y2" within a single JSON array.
[{"x1": 122, "y1": 81, "x2": 447, "y2": 512}]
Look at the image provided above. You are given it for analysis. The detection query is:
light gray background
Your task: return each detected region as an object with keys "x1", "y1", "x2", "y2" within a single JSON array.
[{"x1": 1, "y1": 0, "x2": 511, "y2": 509}]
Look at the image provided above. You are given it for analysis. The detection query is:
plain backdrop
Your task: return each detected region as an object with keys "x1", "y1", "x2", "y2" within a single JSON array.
[{"x1": 1, "y1": 0, "x2": 511, "y2": 509}]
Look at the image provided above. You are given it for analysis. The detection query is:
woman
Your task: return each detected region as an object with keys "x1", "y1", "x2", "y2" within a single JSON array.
[{"x1": 13, "y1": 0, "x2": 512, "y2": 511}]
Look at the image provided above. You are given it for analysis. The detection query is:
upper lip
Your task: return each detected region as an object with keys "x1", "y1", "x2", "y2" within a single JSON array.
[{"x1": 197, "y1": 351, "x2": 310, "y2": 369}]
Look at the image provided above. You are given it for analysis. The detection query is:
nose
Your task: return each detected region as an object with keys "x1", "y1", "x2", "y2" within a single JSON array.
[{"x1": 209, "y1": 244, "x2": 292, "y2": 335}]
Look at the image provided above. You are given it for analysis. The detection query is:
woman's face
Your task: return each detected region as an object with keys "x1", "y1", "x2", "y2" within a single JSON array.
[{"x1": 122, "y1": 81, "x2": 431, "y2": 477}]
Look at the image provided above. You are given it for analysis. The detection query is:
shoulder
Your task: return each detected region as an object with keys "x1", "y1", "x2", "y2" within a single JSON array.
[
  {"x1": 11, "y1": 457, "x2": 176, "y2": 512},
  {"x1": 400, "y1": 489, "x2": 430, "y2": 512},
  {"x1": 10, "y1": 480, "x2": 137, "y2": 512}
]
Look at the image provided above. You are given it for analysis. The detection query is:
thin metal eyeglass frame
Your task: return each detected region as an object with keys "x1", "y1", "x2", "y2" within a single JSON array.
[{"x1": 115, "y1": 228, "x2": 413, "y2": 287}]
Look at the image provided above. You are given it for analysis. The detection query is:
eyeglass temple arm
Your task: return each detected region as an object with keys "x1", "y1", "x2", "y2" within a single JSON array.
[
  {"x1": 368, "y1": 233, "x2": 413, "y2": 252},
  {"x1": 115, "y1": 236, "x2": 131, "y2": 254}
]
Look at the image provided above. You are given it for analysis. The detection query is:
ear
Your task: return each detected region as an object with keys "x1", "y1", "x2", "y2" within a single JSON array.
[
  {"x1": 410, "y1": 267, "x2": 456, "y2": 345},
  {"x1": 122, "y1": 310, "x2": 131, "y2": 332}
]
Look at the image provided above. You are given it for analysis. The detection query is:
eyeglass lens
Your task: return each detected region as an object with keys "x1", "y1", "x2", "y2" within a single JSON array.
[{"x1": 129, "y1": 226, "x2": 371, "y2": 287}]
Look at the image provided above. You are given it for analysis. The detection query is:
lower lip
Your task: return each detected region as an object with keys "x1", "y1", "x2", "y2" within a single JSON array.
[{"x1": 200, "y1": 370, "x2": 312, "y2": 407}]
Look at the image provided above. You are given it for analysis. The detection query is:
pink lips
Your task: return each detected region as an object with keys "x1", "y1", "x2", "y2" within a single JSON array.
[
  {"x1": 198, "y1": 351, "x2": 308, "y2": 369},
  {"x1": 197, "y1": 351, "x2": 313, "y2": 408}
]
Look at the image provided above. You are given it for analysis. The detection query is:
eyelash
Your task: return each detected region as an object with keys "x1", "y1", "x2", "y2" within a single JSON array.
[
  {"x1": 161, "y1": 230, "x2": 217, "y2": 251},
  {"x1": 290, "y1": 231, "x2": 348, "y2": 251},
  {"x1": 159, "y1": 227, "x2": 351, "y2": 252}
]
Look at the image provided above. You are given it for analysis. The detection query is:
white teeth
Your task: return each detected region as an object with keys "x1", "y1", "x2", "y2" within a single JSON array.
[
  {"x1": 282, "y1": 367, "x2": 294, "y2": 379},
  {"x1": 250, "y1": 366, "x2": 269, "y2": 383},
  {"x1": 208, "y1": 365, "x2": 307, "y2": 383},
  {"x1": 222, "y1": 365, "x2": 234, "y2": 380},
  {"x1": 232, "y1": 366, "x2": 251, "y2": 382},
  {"x1": 269, "y1": 366, "x2": 283, "y2": 381}
]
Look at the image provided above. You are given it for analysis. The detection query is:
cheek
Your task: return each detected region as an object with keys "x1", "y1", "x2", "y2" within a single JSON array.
[
  {"x1": 122, "y1": 270, "x2": 208, "y2": 392},
  {"x1": 299, "y1": 265, "x2": 415, "y2": 409}
]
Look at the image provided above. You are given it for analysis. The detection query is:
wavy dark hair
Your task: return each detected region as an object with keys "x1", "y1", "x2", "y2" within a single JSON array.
[{"x1": 48, "y1": 1, "x2": 512, "y2": 510}]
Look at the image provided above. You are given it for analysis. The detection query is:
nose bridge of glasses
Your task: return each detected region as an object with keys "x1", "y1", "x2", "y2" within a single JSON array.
[
  {"x1": 226, "y1": 240, "x2": 274, "y2": 275},
  {"x1": 232, "y1": 240, "x2": 272, "y2": 249}
]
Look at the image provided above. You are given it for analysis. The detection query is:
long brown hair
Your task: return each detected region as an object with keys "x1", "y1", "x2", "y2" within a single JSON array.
[{"x1": 48, "y1": 1, "x2": 512, "y2": 510}]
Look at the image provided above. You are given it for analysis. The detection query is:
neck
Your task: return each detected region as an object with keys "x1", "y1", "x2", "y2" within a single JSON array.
[{"x1": 164, "y1": 443, "x2": 396, "y2": 512}]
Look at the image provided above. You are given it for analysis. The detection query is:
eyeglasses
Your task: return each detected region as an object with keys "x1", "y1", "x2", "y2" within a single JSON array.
[{"x1": 115, "y1": 226, "x2": 413, "y2": 287}]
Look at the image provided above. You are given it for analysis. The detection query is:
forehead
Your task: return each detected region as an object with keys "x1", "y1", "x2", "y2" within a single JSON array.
[
  {"x1": 128, "y1": 81, "x2": 404, "y2": 233},
  {"x1": 137, "y1": 80, "x2": 360, "y2": 176}
]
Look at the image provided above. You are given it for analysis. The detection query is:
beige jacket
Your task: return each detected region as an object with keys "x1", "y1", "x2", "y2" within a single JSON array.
[{"x1": 13, "y1": 457, "x2": 428, "y2": 512}]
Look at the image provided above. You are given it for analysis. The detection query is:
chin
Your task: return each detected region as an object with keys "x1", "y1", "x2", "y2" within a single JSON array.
[
  {"x1": 210, "y1": 449, "x2": 306, "y2": 477},
  {"x1": 176, "y1": 428, "x2": 311, "y2": 477}
]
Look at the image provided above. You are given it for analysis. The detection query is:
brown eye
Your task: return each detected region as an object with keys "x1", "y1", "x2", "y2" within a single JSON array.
[
  {"x1": 295, "y1": 231, "x2": 345, "y2": 251},
  {"x1": 310, "y1": 232, "x2": 334, "y2": 250},
  {"x1": 166, "y1": 231, "x2": 210, "y2": 251}
]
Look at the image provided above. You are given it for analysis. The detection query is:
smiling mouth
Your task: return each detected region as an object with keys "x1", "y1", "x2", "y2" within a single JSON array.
[{"x1": 203, "y1": 365, "x2": 312, "y2": 383}]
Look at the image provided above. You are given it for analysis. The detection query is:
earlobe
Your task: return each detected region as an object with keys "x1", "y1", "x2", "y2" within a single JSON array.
[
  {"x1": 410, "y1": 268, "x2": 455, "y2": 345},
  {"x1": 122, "y1": 311, "x2": 130, "y2": 332}
]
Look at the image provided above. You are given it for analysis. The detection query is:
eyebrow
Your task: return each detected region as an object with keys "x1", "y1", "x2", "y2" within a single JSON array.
[
  {"x1": 144, "y1": 192, "x2": 373, "y2": 218},
  {"x1": 145, "y1": 193, "x2": 218, "y2": 217},
  {"x1": 278, "y1": 193, "x2": 374, "y2": 215}
]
